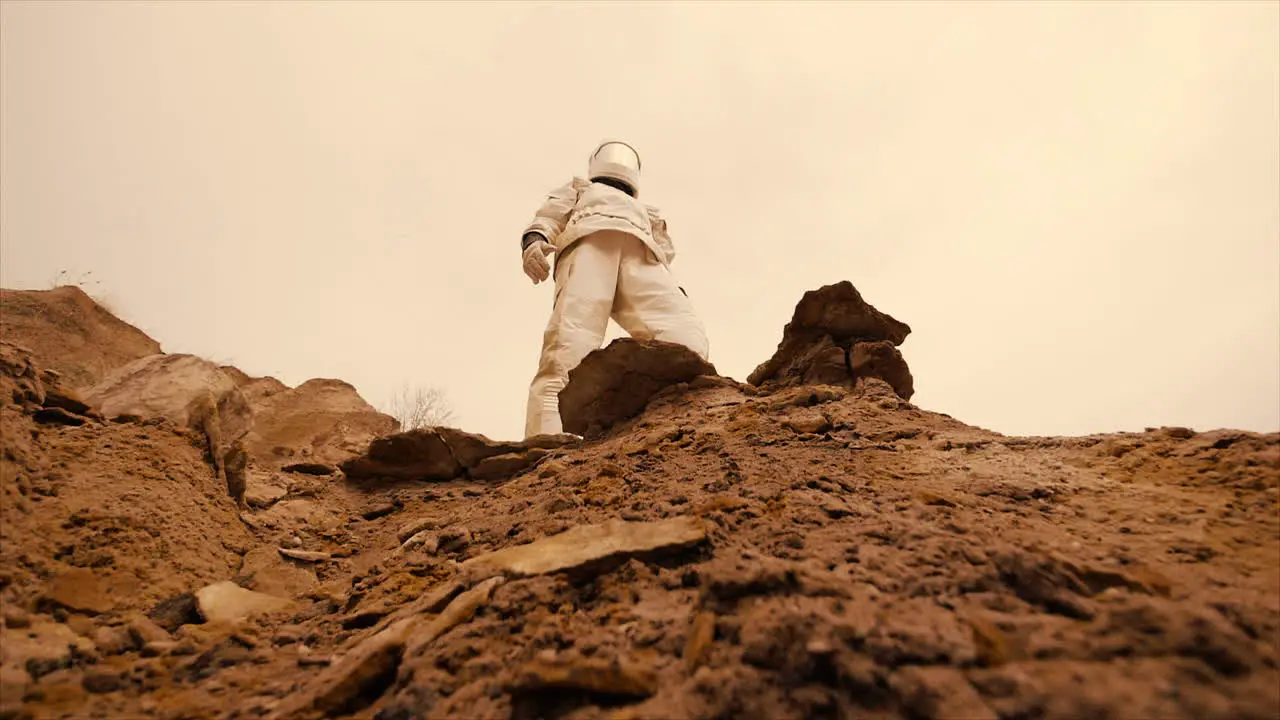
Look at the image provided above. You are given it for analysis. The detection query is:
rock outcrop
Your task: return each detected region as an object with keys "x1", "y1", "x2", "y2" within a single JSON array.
[
  {"x1": 1, "y1": 341, "x2": 96, "y2": 420},
  {"x1": 558, "y1": 338, "x2": 719, "y2": 439},
  {"x1": 83, "y1": 354, "x2": 254, "y2": 503},
  {"x1": 341, "y1": 427, "x2": 579, "y2": 483},
  {"x1": 748, "y1": 280, "x2": 915, "y2": 399},
  {"x1": 0, "y1": 286, "x2": 162, "y2": 390}
]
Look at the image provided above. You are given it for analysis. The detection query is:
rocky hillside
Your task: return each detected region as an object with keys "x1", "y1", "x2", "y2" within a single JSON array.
[
  {"x1": 0, "y1": 286, "x2": 161, "y2": 390},
  {"x1": 0, "y1": 283, "x2": 1276, "y2": 720}
]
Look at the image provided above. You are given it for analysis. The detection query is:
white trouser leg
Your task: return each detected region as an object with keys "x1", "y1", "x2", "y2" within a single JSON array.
[
  {"x1": 612, "y1": 234, "x2": 711, "y2": 361},
  {"x1": 524, "y1": 233, "x2": 623, "y2": 438}
]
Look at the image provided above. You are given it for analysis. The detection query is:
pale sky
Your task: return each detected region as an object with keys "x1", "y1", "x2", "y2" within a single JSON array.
[{"x1": 2, "y1": 1, "x2": 1277, "y2": 441}]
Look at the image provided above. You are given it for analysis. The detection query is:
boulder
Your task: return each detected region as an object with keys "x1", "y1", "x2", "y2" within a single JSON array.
[
  {"x1": 341, "y1": 428, "x2": 576, "y2": 484},
  {"x1": 83, "y1": 353, "x2": 253, "y2": 444},
  {"x1": 764, "y1": 334, "x2": 851, "y2": 387},
  {"x1": 748, "y1": 281, "x2": 915, "y2": 399},
  {"x1": 558, "y1": 338, "x2": 718, "y2": 439},
  {"x1": 849, "y1": 340, "x2": 914, "y2": 400},
  {"x1": 340, "y1": 429, "x2": 462, "y2": 482}
]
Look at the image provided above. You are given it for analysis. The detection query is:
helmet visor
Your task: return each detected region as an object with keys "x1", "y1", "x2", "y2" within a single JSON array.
[{"x1": 592, "y1": 142, "x2": 640, "y2": 172}]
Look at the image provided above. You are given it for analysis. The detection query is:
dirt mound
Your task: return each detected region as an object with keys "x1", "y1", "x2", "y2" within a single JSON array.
[
  {"x1": 0, "y1": 286, "x2": 162, "y2": 391},
  {"x1": 237, "y1": 377, "x2": 397, "y2": 471},
  {"x1": 1, "y1": 281, "x2": 1277, "y2": 720}
]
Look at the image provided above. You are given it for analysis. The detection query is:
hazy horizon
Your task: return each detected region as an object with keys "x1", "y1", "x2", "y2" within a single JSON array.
[{"x1": 2, "y1": 1, "x2": 1277, "y2": 440}]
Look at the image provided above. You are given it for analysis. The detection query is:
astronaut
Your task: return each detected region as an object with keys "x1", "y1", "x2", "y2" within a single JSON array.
[{"x1": 520, "y1": 140, "x2": 710, "y2": 438}]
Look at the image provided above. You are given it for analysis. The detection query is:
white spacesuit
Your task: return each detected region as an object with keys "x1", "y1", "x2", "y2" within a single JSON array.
[{"x1": 520, "y1": 140, "x2": 710, "y2": 438}]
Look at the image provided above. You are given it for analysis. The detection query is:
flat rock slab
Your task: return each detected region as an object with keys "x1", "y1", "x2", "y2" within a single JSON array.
[
  {"x1": 281, "y1": 462, "x2": 336, "y2": 476},
  {"x1": 236, "y1": 546, "x2": 318, "y2": 599},
  {"x1": 244, "y1": 473, "x2": 288, "y2": 509},
  {"x1": 277, "y1": 548, "x2": 332, "y2": 563},
  {"x1": 274, "y1": 576, "x2": 502, "y2": 719},
  {"x1": 470, "y1": 448, "x2": 550, "y2": 481},
  {"x1": 461, "y1": 516, "x2": 708, "y2": 578},
  {"x1": 558, "y1": 338, "x2": 717, "y2": 439},
  {"x1": 276, "y1": 616, "x2": 415, "y2": 719},
  {"x1": 341, "y1": 428, "x2": 576, "y2": 484},
  {"x1": 511, "y1": 656, "x2": 659, "y2": 699},
  {"x1": 195, "y1": 581, "x2": 293, "y2": 626}
]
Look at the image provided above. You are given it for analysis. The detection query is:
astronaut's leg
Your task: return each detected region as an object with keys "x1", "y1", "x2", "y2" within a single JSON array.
[
  {"x1": 611, "y1": 235, "x2": 710, "y2": 361},
  {"x1": 524, "y1": 233, "x2": 624, "y2": 438}
]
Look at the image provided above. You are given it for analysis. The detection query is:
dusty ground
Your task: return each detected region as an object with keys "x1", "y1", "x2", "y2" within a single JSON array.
[{"x1": 0, "y1": 285, "x2": 1277, "y2": 720}]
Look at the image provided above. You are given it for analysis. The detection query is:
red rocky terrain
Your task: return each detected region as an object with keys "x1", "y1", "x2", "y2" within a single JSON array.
[{"x1": 0, "y1": 282, "x2": 1276, "y2": 720}]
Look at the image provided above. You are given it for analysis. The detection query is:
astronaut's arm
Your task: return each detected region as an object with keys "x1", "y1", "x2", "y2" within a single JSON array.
[{"x1": 521, "y1": 180, "x2": 578, "y2": 251}]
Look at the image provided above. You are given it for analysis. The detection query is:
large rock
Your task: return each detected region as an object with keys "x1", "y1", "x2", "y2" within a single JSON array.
[
  {"x1": 849, "y1": 340, "x2": 914, "y2": 400},
  {"x1": 340, "y1": 429, "x2": 462, "y2": 482},
  {"x1": 84, "y1": 354, "x2": 252, "y2": 442},
  {"x1": 341, "y1": 428, "x2": 576, "y2": 484},
  {"x1": 194, "y1": 581, "x2": 293, "y2": 626},
  {"x1": 748, "y1": 281, "x2": 915, "y2": 399},
  {"x1": 558, "y1": 338, "x2": 718, "y2": 439},
  {"x1": 83, "y1": 354, "x2": 254, "y2": 501},
  {"x1": 0, "y1": 286, "x2": 162, "y2": 391}
]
